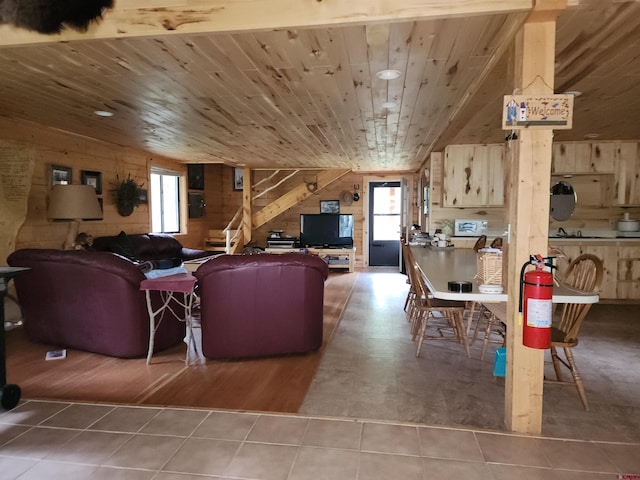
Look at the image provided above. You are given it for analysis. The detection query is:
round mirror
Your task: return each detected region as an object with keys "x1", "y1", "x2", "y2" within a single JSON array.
[{"x1": 550, "y1": 181, "x2": 576, "y2": 221}]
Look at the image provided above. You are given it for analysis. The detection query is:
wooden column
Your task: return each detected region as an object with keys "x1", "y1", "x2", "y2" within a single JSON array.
[
  {"x1": 504, "y1": 1, "x2": 566, "y2": 434},
  {"x1": 242, "y1": 167, "x2": 252, "y2": 245}
]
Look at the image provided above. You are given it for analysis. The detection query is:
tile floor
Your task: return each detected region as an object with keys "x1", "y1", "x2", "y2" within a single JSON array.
[
  {"x1": 301, "y1": 270, "x2": 640, "y2": 443},
  {"x1": 1, "y1": 399, "x2": 640, "y2": 479},
  {"x1": 1, "y1": 269, "x2": 639, "y2": 479}
]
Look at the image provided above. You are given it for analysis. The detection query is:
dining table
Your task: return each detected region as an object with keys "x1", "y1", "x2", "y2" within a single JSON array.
[
  {"x1": 407, "y1": 244, "x2": 601, "y2": 436},
  {"x1": 409, "y1": 245, "x2": 599, "y2": 305}
]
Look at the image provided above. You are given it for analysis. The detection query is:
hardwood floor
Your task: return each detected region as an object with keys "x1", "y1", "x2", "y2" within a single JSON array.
[{"x1": 5, "y1": 272, "x2": 358, "y2": 413}]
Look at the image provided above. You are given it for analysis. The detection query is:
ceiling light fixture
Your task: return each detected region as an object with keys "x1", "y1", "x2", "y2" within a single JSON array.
[
  {"x1": 376, "y1": 69, "x2": 402, "y2": 80},
  {"x1": 94, "y1": 110, "x2": 114, "y2": 117}
]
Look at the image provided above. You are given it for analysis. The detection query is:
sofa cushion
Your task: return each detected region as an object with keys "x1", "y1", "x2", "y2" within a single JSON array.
[
  {"x1": 149, "y1": 234, "x2": 183, "y2": 258},
  {"x1": 108, "y1": 231, "x2": 138, "y2": 260}
]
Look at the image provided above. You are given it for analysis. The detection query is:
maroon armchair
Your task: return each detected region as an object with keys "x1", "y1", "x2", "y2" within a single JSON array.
[
  {"x1": 194, "y1": 253, "x2": 329, "y2": 360},
  {"x1": 7, "y1": 249, "x2": 185, "y2": 358}
]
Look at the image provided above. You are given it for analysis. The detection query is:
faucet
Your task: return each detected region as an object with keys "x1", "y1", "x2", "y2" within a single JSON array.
[{"x1": 557, "y1": 227, "x2": 567, "y2": 236}]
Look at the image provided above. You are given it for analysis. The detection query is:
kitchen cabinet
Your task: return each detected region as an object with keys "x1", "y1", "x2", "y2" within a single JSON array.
[
  {"x1": 551, "y1": 142, "x2": 616, "y2": 174},
  {"x1": 550, "y1": 239, "x2": 640, "y2": 301},
  {"x1": 613, "y1": 141, "x2": 640, "y2": 206},
  {"x1": 617, "y1": 245, "x2": 640, "y2": 299},
  {"x1": 443, "y1": 144, "x2": 504, "y2": 207}
]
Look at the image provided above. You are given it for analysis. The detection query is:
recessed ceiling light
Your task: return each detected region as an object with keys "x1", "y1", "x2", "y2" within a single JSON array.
[
  {"x1": 376, "y1": 69, "x2": 402, "y2": 80},
  {"x1": 584, "y1": 133, "x2": 600, "y2": 139},
  {"x1": 381, "y1": 101, "x2": 396, "y2": 108},
  {"x1": 94, "y1": 110, "x2": 114, "y2": 117}
]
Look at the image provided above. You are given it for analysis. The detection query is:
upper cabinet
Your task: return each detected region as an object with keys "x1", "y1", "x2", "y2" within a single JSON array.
[
  {"x1": 551, "y1": 142, "x2": 616, "y2": 174},
  {"x1": 613, "y1": 142, "x2": 640, "y2": 206},
  {"x1": 553, "y1": 140, "x2": 640, "y2": 206},
  {"x1": 438, "y1": 140, "x2": 640, "y2": 210},
  {"x1": 443, "y1": 144, "x2": 504, "y2": 207}
]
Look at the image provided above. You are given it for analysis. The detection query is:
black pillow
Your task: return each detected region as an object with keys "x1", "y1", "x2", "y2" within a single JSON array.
[{"x1": 109, "y1": 231, "x2": 137, "y2": 260}]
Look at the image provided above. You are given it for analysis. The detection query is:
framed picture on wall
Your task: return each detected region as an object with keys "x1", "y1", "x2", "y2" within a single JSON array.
[
  {"x1": 188, "y1": 192, "x2": 205, "y2": 218},
  {"x1": 233, "y1": 168, "x2": 243, "y2": 191},
  {"x1": 81, "y1": 170, "x2": 102, "y2": 194},
  {"x1": 188, "y1": 164, "x2": 204, "y2": 190},
  {"x1": 51, "y1": 165, "x2": 72, "y2": 186},
  {"x1": 320, "y1": 200, "x2": 340, "y2": 214}
]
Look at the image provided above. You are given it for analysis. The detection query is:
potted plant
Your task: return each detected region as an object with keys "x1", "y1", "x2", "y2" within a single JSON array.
[{"x1": 114, "y1": 174, "x2": 144, "y2": 217}]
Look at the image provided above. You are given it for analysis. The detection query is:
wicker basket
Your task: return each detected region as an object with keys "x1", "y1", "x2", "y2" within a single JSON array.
[{"x1": 476, "y1": 251, "x2": 503, "y2": 285}]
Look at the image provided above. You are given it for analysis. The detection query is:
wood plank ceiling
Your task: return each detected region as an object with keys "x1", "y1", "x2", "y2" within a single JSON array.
[{"x1": 0, "y1": 0, "x2": 638, "y2": 173}]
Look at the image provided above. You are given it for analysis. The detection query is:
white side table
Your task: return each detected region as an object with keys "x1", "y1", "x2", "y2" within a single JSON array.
[{"x1": 140, "y1": 272, "x2": 197, "y2": 365}]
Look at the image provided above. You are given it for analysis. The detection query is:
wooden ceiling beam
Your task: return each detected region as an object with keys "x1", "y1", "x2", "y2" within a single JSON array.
[{"x1": 0, "y1": 0, "x2": 533, "y2": 47}]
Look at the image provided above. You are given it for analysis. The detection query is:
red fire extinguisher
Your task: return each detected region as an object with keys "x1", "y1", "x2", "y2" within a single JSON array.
[{"x1": 519, "y1": 254, "x2": 554, "y2": 349}]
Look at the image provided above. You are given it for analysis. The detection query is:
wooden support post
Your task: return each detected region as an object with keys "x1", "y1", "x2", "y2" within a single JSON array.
[
  {"x1": 504, "y1": 1, "x2": 566, "y2": 434},
  {"x1": 242, "y1": 167, "x2": 252, "y2": 246}
]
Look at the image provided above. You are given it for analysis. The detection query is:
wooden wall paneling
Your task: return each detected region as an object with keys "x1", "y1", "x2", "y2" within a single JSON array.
[{"x1": 1, "y1": 117, "x2": 185, "y2": 250}]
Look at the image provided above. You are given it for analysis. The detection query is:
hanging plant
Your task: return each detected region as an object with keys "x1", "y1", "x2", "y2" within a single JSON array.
[{"x1": 113, "y1": 174, "x2": 144, "y2": 217}]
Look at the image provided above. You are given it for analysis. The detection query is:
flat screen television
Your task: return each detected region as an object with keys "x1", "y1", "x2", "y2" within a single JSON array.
[{"x1": 300, "y1": 213, "x2": 354, "y2": 248}]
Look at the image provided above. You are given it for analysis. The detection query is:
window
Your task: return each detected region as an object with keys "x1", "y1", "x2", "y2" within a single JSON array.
[
  {"x1": 150, "y1": 168, "x2": 181, "y2": 233},
  {"x1": 372, "y1": 183, "x2": 402, "y2": 241}
]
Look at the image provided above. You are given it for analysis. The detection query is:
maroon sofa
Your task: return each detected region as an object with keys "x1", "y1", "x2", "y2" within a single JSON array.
[
  {"x1": 92, "y1": 232, "x2": 216, "y2": 262},
  {"x1": 194, "y1": 253, "x2": 329, "y2": 360},
  {"x1": 7, "y1": 249, "x2": 186, "y2": 358}
]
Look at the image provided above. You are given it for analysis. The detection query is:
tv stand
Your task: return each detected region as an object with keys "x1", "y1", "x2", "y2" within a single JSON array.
[{"x1": 265, "y1": 247, "x2": 355, "y2": 273}]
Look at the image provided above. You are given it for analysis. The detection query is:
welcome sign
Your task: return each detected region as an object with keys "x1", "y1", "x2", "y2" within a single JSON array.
[{"x1": 502, "y1": 94, "x2": 573, "y2": 129}]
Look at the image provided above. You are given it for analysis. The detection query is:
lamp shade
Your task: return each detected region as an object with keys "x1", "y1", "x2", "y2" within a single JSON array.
[{"x1": 48, "y1": 184, "x2": 103, "y2": 220}]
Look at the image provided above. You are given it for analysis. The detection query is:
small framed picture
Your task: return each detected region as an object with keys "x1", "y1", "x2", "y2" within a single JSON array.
[
  {"x1": 81, "y1": 170, "x2": 102, "y2": 194},
  {"x1": 51, "y1": 165, "x2": 72, "y2": 186},
  {"x1": 188, "y1": 192, "x2": 205, "y2": 218},
  {"x1": 320, "y1": 200, "x2": 340, "y2": 214},
  {"x1": 188, "y1": 164, "x2": 204, "y2": 190},
  {"x1": 233, "y1": 168, "x2": 243, "y2": 191}
]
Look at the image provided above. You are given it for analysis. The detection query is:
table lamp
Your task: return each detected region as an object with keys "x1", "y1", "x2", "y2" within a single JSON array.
[{"x1": 47, "y1": 184, "x2": 103, "y2": 250}]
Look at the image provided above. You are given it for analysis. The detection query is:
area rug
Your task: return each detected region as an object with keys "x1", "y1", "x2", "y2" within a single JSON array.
[{"x1": 6, "y1": 272, "x2": 359, "y2": 413}]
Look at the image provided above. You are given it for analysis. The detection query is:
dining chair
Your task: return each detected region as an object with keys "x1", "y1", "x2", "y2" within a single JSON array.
[
  {"x1": 545, "y1": 253, "x2": 604, "y2": 410},
  {"x1": 402, "y1": 243, "x2": 416, "y2": 316},
  {"x1": 469, "y1": 304, "x2": 506, "y2": 360},
  {"x1": 404, "y1": 246, "x2": 437, "y2": 337},
  {"x1": 410, "y1": 261, "x2": 470, "y2": 358}
]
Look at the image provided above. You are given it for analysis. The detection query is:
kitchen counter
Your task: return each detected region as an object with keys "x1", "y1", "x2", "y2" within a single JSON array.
[
  {"x1": 450, "y1": 236, "x2": 640, "y2": 245},
  {"x1": 548, "y1": 237, "x2": 640, "y2": 244}
]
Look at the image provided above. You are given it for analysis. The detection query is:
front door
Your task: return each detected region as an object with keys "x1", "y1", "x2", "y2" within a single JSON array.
[{"x1": 368, "y1": 181, "x2": 401, "y2": 266}]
